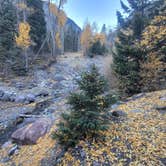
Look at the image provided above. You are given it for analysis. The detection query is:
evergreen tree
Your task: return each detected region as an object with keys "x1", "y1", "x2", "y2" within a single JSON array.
[
  {"x1": 116, "y1": 11, "x2": 125, "y2": 28},
  {"x1": 101, "y1": 24, "x2": 107, "y2": 34},
  {"x1": 27, "y1": 0, "x2": 46, "y2": 52},
  {"x1": 54, "y1": 65, "x2": 116, "y2": 148},
  {"x1": 113, "y1": 29, "x2": 143, "y2": 95},
  {"x1": 113, "y1": 0, "x2": 151, "y2": 96},
  {"x1": 89, "y1": 40, "x2": 107, "y2": 57},
  {"x1": 0, "y1": 0, "x2": 19, "y2": 73},
  {"x1": 120, "y1": 0, "x2": 130, "y2": 13}
]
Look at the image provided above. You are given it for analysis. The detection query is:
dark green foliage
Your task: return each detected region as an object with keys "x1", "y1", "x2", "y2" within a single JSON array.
[
  {"x1": 113, "y1": 30, "x2": 144, "y2": 95},
  {"x1": 27, "y1": 0, "x2": 46, "y2": 52},
  {"x1": 64, "y1": 25, "x2": 80, "y2": 52},
  {"x1": 120, "y1": 0, "x2": 130, "y2": 13},
  {"x1": 113, "y1": 0, "x2": 152, "y2": 96},
  {"x1": 53, "y1": 65, "x2": 117, "y2": 148},
  {"x1": 116, "y1": 11, "x2": 125, "y2": 28},
  {"x1": 101, "y1": 24, "x2": 107, "y2": 34},
  {"x1": 127, "y1": 0, "x2": 150, "y2": 12},
  {"x1": 89, "y1": 40, "x2": 107, "y2": 57},
  {"x1": 0, "y1": 0, "x2": 19, "y2": 73}
]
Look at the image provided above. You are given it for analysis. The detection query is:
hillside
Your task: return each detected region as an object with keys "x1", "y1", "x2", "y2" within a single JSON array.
[{"x1": 0, "y1": 85, "x2": 165, "y2": 165}]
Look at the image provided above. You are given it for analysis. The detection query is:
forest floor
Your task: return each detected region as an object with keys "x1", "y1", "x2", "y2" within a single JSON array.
[{"x1": 0, "y1": 52, "x2": 165, "y2": 166}]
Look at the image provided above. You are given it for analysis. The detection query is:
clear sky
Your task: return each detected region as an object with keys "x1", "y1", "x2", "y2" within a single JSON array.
[{"x1": 63, "y1": 0, "x2": 127, "y2": 31}]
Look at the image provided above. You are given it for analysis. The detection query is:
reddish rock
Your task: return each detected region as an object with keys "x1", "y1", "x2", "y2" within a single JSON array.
[{"x1": 11, "y1": 118, "x2": 52, "y2": 145}]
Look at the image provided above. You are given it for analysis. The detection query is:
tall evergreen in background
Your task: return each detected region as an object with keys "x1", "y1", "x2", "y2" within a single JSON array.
[
  {"x1": 0, "y1": 0, "x2": 20, "y2": 74},
  {"x1": 113, "y1": 0, "x2": 150, "y2": 95},
  {"x1": 27, "y1": 0, "x2": 46, "y2": 52}
]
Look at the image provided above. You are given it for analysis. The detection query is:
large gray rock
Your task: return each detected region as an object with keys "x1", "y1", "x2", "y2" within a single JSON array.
[{"x1": 11, "y1": 118, "x2": 52, "y2": 144}]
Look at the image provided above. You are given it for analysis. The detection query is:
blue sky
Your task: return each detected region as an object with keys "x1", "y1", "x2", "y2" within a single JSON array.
[{"x1": 63, "y1": 0, "x2": 128, "y2": 30}]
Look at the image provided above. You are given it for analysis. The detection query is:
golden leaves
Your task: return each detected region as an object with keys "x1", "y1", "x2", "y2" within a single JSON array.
[
  {"x1": 1, "y1": 91, "x2": 165, "y2": 166},
  {"x1": 49, "y1": 3, "x2": 67, "y2": 27},
  {"x1": 93, "y1": 33, "x2": 106, "y2": 45},
  {"x1": 55, "y1": 32, "x2": 62, "y2": 49},
  {"x1": 58, "y1": 90, "x2": 166, "y2": 165},
  {"x1": 15, "y1": 22, "x2": 31, "y2": 49},
  {"x1": 49, "y1": 3, "x2": 58, "y2": 16},
  {"x1": 81, "y1": 23, "x2": 93, "y2": 53},
  {"x1": 57, "y1": 10, "x2": 67, "y2": 27},
  {"x1": 141, "y1": 15, "x2": 166, "y2": 50}
]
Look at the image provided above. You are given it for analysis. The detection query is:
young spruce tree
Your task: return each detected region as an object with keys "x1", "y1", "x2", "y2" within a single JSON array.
[{"x1": 54, "y1": 65, "x2": 116, "y2": 148}]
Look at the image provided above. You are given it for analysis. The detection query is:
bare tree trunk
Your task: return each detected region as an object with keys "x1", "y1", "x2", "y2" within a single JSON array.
[
  {"x1": 23, "y1": 0, "x2": 27, "y2": 22},
  {"x1": 25, "y1": 49, "x2": 28, "y2": 71},
  {"x1": 48, "y1": 0, "x2": 56, "y2": 57},
  {"x1": 60, "y1": 27, "x2": 64, "y2": 54}
]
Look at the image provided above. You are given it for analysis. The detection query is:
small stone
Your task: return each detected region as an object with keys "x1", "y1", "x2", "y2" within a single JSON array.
[
  {"x1": 132, "y1": 93, "x2": 145, "y2": 100},
  {"x1": 26, "y1": 94, "x2": 35, "y2": 103},
  {"x1": 1, "y1": 156, "x2": 10, "y2": 163},
  {"x1": 36, "y1": 90, "x2": 49, "y2": 97},
  {"x1": 0, "y1": 90, "x2": 4, "y2": 97},
  {"x1": 0, "y1": 93, "x2": 10, "y2": 102},
  {"x1": 8, "y1": 145, "x2": 18, "y2": 156},
  {"x1": 112, "y1": 110, "x2": 127, "y2": 117},
  {"x1": 1, "y1": 140, "x2": 12, "y2": 149},
  {"x1": 160, "y1": 97, "x2": 166, "y2": 101},
  {"x1": 15, "y1": 95, "x2": 26, "y2": 103},
  {"x1": 111, "y1": 103, "x2": 119, "y2": 109},
  {"x1": 80, "y1": 150, "x2": 86, "y2": 158},
  {"x1": 55, "y1": 75, "x2": 66, "y2": 81},
  {"x1": 93, "y1": 161, "x2": 101, "y2": 166},
  {"x1": 9, "y1": 94, "x2": 16, "y2": 102},
  {"x1": 130, "y1": 109, "x2": 143, "y2": 113}
]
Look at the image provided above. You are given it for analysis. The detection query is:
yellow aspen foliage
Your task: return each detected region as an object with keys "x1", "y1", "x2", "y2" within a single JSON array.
[
  {"x1": 55, "y1": 32, "x2": 62, "y2": 49},
  {"x1": 140, "y1": 15, "x2": 166, "y2": 91},
  {"x1": 141, "y1": 53, "x2": 164, "y2": 91},
  {"x1": 93, "y1": 33, "x2": 106, "y2": 45},
  {"x1": 49, "y1": 3, "x2": 58, "y2": 16},
  {"x1": 57, "y1": 10, "x2": 67, "y2": 27},
  {"x1": 141, "y1": 15, "x2": 166, "y2": 51},
  {"x1": 81, "y1": 23, "x2": 93, "y2": 55},
  {"x1": 16, "y1": 22, "x2": 31, "y2": 49},
  {"x1": 49, "y1": 3, "x2": 67, "y2": 27}
]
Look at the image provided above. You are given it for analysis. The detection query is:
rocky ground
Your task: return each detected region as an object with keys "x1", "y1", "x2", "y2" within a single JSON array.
[
  {"x1": 0, "y1": 53, "x2": 112, "y2": 165},
  {"x1": 0, "y1": 53, "x2": 165, "y2": 166}
]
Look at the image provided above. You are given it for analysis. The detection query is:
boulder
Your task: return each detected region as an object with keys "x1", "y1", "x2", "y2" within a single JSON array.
[{"x1": 11, "y1": 118, "x2": 52, "y2": 144}]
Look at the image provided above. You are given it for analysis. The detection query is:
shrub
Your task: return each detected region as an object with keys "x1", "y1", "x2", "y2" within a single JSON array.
[
  {"x1": 53, "y1": 65, "x2": 117, "y2": 148},
  {"x1": 89, "y1": 40, "x2": 107, "y2": 57}
]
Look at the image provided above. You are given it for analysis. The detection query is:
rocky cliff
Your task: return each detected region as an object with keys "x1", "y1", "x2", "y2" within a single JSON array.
[{"x1": 43, "y1": 1, "x2": 81, "y2": 53}]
